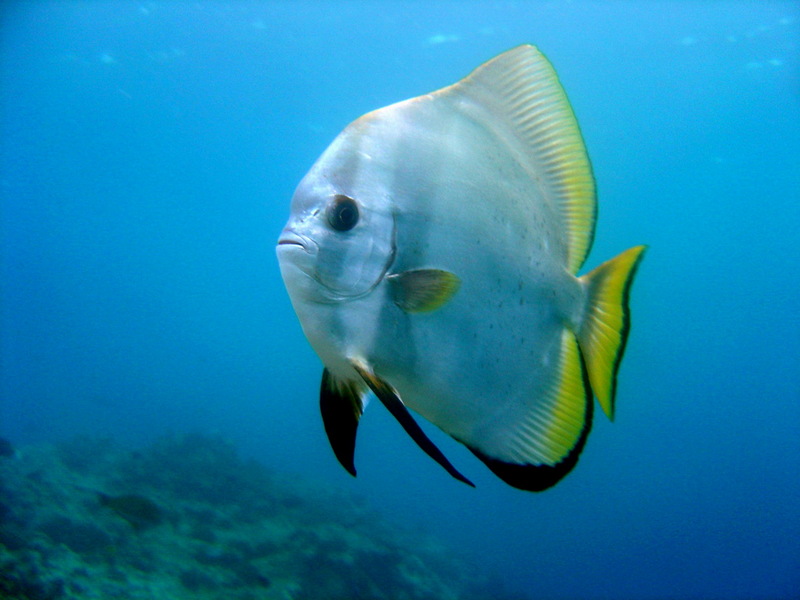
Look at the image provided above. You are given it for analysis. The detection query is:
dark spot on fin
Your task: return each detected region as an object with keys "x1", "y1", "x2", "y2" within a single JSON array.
[
  {"x1": 387, "y1": 269, "x2": 460, "y2": 313},
  {"x1": 467, "y1": 386, "x2": 593, "y2": 492},
  {"x1": 320, "y1": 368, "x2": 366, "y2": 477},
  {"x1": 350, "y1": 360, "x2": 475, "y2": 487}
]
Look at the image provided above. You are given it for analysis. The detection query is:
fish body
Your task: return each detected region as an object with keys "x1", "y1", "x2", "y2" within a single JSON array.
[{"x1": 277, "y1": 45, "x2": 645, "y2": 491}]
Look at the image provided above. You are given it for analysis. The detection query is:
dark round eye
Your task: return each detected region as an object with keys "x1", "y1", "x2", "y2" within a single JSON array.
[{"x1": 326, "y1": 195, "x2": 359, "y2": 232}]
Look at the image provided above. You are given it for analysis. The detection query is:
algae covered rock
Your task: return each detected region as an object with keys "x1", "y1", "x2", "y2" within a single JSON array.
[
  {"x1": 0, "y1": 433, "x2": 496, "y2": 599},
  {"x1": 96, "y1": 492, "x2": 163, "y2": 531}
]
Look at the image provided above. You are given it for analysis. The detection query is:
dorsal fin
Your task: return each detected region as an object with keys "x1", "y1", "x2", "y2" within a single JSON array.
[{"x1": 446, "y1": 44, "x2": 596, "y2": 274}]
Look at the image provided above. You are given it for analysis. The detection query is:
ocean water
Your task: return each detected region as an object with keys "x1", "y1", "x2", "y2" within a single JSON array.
[{"x1": 1, "y1": 1, "x2": 798, "y2": 599}]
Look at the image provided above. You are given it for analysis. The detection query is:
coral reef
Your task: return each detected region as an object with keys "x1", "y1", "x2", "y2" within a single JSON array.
[{"x1": 0, "y1": 433, "x2": 493, "y2": 599}]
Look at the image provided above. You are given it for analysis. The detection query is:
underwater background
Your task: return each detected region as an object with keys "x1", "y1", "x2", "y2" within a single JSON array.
[{"x1": 1, "y1": 1, "x2": 798, "y2": 599}]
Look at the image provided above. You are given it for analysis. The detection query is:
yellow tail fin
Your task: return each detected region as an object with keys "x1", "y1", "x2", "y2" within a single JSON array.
[{"x1": 578, "y1": 245, "x2": 647, "y2": 421}]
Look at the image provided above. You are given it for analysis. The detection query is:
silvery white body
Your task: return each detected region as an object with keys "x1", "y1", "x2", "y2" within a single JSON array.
[
  {"x1": 279, "y1": 88, "x2": 584, "y2": 459},
  {"x1": 277, "y1": 45, "x2": 644, "y2": 489}
]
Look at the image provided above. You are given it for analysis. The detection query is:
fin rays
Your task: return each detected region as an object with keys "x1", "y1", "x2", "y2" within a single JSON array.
[
  {"x1": 578, "y1": 245, "x2": 647, "y2": 420},
  {"x1": 450, "y1": 44, "x2": 596, "y2": 273},
  {"x1": 466, "y1": 330, "x2": 593, "y2": 491}
]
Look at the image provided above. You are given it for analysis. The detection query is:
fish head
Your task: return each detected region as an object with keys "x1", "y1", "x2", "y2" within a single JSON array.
[{"x1": 277, "y1": 124, "x2": 397, "y2": 307}]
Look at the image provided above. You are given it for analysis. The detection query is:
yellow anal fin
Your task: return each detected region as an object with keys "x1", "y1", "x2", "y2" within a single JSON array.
[
  {"x1": 466, "y1": 329, "x2": 592, "y2": 491},
  {"x1": 387, "y1": 269, "x2": 460, "y2": 313},
  {"x1": 578, "y1": 245, "x2": 647, "y2": 420}
]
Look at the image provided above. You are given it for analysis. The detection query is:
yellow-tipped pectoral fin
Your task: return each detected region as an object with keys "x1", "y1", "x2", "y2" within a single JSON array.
[
  {"x1": 578, "y1": 245, "x2": 647, "y2": 420},
  {"x1": 387, "y1": 269, "x2": 461, "y2": 313}
]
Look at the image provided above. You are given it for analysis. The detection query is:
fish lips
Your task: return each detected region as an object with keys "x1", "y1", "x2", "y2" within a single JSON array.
[
  {"x1": 277, "y1": 229, "x2": 320, "y2": 289},
  {"x1": 277, "y1": 230, "x2": 317, "y2": 255}
]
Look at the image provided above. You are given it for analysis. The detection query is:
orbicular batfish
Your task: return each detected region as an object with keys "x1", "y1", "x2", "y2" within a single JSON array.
[{"x1": 277, "y1": 45, "x2": 646, "y2": 491}]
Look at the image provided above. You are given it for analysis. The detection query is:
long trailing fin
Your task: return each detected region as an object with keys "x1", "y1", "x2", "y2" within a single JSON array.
[
  {"x1": 446, "y1": 44, "x2": 596, "y2": 273},
  {"x1": 578, "y1": 245, "x2": 647, "y2": 420},
  {"x1": 350, "y1": 359, "x2": 475, "y2": 487},
  {"x1": 320, "y1": 369, "x2": 368, "y2": 476}
]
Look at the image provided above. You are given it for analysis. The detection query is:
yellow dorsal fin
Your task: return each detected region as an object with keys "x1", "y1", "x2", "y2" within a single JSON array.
[
  {"x1": 578, "y1": 245, "x2": 647, "y2": 420},
  {"x1": 446, "y1": 44, "x2": 596, "y2": 274}
]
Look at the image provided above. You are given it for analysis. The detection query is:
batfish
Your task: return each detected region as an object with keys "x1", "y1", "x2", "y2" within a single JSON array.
[{"x1": 277, "y1": 45, "x2": 646, "y2": 491}]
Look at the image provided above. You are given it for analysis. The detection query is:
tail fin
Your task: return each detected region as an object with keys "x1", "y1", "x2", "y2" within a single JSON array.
[{"x1": 577, "y1": 245, "x2": 646, "y2": 421}]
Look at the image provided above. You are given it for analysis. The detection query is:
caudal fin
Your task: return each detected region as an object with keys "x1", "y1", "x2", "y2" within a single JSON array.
[{"x1": 578, "y1": 245, "x2": 646, "y2": 421}]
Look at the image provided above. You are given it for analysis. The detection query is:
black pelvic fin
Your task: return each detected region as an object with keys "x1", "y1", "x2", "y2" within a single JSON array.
[
  {"x1": 320, "y1": 368, "x2": 366, "y2": 477},
  {"x1": 350, "y1": 360, "x2": 474, "y2": 487}
]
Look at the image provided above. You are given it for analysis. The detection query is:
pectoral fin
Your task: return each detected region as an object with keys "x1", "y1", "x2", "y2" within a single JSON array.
[
  {"x1": 320, "y1": 369, "x2": 368, "y2": 476},
  {"x1": 387, "y1": 269, "x2": 461, "y2": 313},
  {"x1": 350, "y1": 359, "x2": 474, "y2": 487}
]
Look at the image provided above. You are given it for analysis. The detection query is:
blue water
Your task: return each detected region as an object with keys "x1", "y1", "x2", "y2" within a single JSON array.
[{"x1": 2, "y1": 1, "x2": 799, "y2": 598}]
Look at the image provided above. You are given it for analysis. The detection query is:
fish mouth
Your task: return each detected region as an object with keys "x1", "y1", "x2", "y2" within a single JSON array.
[{"x1": 277, "y1": 231, "x2": 315, "y2": 254}]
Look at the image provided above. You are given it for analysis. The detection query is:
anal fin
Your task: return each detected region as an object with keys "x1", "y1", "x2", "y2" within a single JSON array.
[
  {"x1": 350, "y1": 359, "x2": 475, "y2": 487},
  {"x1": 466, "y1": 330, "x2": 592, "y2": 491}
]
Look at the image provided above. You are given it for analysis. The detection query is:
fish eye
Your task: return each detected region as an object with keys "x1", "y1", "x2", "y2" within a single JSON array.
[{"x1": 327, "y1": 195, "x2": 359, "y2": 232}]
